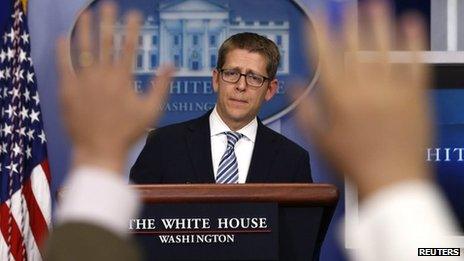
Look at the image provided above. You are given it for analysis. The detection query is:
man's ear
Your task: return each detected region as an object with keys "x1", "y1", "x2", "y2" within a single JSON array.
[
  {"x1": 264, "y1": 79, "x2": 278, "y2": 101},
  {"x1": 212, "y1": 69, "x2": 220, "y2": 93}
]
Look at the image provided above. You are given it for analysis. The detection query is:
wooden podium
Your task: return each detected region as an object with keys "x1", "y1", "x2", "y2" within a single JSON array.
[{"x1": 132, "y1": 184, "x2": 339, "y2": 261}]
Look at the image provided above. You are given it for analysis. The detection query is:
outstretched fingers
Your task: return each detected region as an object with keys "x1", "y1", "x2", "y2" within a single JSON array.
[
  {"x1": 76, "y1": 11, "x2": 95, "y2": 69},
  {"x1": 56, "y1": 37, "x2": 77, "y2": 102},
  {"x1": 99, "y1": 2, "x2": 117, "y2": 65},
  {"x1": 143, "y1": 65, "x2": 175, "y2": 120},
  {"x1": 341, "y1": 5, "x2": 360, "y2": 90},
  {"x1": 291, "y1": 88, "x2": 328, "y2": 148},
  {"x1": 120, "y1": 11, "x2": 141, "y2": 72},
  {"x1": 402, "y1": 14, "x2": 428, "y2": 90}
]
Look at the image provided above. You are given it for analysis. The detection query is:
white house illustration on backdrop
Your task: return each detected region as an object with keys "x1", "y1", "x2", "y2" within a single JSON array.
[{"x1": 113, "y1": 0, "x2": 290, "y2": 76}]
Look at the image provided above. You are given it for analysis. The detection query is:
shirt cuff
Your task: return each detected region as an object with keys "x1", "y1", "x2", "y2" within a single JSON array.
[
  {"x1": 351, "y1": 180, "x2": 460, "y2": 261},
  {"x1": 56, "y1": 166, "x2": 140, "y2": 237}
]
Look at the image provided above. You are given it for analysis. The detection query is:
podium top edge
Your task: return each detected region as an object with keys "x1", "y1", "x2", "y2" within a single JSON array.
[{"x1": 131, "y1": 183, "x2": 339, "y2": 206}]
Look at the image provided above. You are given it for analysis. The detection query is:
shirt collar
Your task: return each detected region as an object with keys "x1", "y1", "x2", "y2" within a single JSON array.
[{"x1": 209, "y1": 106, "x2": 257, "y2": 142}]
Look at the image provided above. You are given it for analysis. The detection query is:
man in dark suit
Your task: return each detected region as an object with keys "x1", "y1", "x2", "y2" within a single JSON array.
[{"x1": 130, "y1": 33, "x2": 312, "y2": 184}]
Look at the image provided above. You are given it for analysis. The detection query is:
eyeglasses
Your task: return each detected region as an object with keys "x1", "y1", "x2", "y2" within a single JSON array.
[{"x1": 219, "y1": 68, "x2": 269, "y2": 88}]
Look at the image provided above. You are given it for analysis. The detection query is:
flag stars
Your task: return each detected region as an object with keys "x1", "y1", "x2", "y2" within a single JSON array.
[
  {"x1": 0, "y1": 14, "x2": 48, "y2": 180},
  {"x1": 25, "y1": 146, "x2": 32, "y2": 159},
  {"x1": 7, "y1": 48, "x2": 15, "y2": 61},
  {"x1": 11, "y1": 10, "x2": 24, "y2": 22},
  {"x1": 13, "y1": 68, "x2": 24, "y2": 81},
  {"x1": 32, "y1": 93, "x2": 40, "y2": 105},
  {"x1": 10, "y1": 87, "x2": 21, "y2": 101},
  {"x1": 38, "y1": 130, "x2": 46, "y2": 144},
  {"x1": 23, "y1": 88, "x2": 30, "y2": 101},
  {"x1": 26, "y1": 71, "x2": 34, "y2": 83},
  {"x1": 30, "y1": 109, "x2": 40, "y2": 123},
  {"x1": 4, "y1": 68, "x2": 10, "y2": 80},
  {"x1": 19, "y1": 49, "x2": 27, "y2": 63},
  {"x1": 20, "y1": 32, "x2": 29, "y2": 44},
  {"x1": 20, "y1": 107, "x2": 29, "y2": 120},
  {"x1": 5, "y1": 104, "x2": 17, "y2": 118},
  {"x1": 6, "y1": 28, "x2": 16, "y2": 42},
  {"x1": 0, "y1": 142, "x2": 7, "y2": 154},
  {"x1": 0, "y1": 50, "x2": 5, "y2": 62},
  {"x1": 6, "y1": 162, "x2": 18, "y2": 174},
  {"x1": 16, "y1": 127, "x2": 26, "y2": 137},
  {"x1": 27, "y1": 129, "x2": 35, "y2": 140},
  {"x1": 12, "y1": 143, "x2": 23, "y2": 157},
  {"x1": 3, "y1": 124, "x2": 13, "y2": 137}
]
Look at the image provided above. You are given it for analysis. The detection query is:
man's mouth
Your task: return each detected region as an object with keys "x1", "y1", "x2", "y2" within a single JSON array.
[{"x1": 229, "y1": 98, "x2": 248, "y2": 104}]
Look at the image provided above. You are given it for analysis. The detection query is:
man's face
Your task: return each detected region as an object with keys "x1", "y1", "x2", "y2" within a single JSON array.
[{"x1": 212, "y1": 49, "x2": 278, "y2": 130}]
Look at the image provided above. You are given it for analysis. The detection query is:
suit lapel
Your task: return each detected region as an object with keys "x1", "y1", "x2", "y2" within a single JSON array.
[
  {"x1": 246, "y1": 120, "x2": 280, "y2": 183},
  {"x1": 185, "y1": 111, "x2": 216, "y2": 183}
]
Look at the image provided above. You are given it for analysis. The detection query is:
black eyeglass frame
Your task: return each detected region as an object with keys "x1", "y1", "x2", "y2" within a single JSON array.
[{"x1": 218, "y1": 68, "x2": 270, "y2": 88}]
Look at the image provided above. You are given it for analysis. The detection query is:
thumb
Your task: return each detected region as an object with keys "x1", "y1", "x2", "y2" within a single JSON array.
[
  {"x1": 290, "y1": 87, "x2": 327, "y2": 147},
  {"x1": 144, "y1": 64, "x2": 175, "y2": 123}
]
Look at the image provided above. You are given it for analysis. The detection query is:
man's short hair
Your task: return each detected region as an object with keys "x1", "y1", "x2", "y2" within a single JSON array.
[{"x1": 216, "y1": 32, "x2": 280, "y2": 80}]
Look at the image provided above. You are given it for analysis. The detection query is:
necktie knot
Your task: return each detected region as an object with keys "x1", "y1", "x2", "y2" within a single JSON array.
[{"x1": 225, "y1": 131, "x2": 243, "y2": 149}]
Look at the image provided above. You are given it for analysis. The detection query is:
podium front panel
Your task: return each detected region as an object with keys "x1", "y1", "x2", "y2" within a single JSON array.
[{"x1": 132, "y1": 202, "x2": 279, "y2": 260}]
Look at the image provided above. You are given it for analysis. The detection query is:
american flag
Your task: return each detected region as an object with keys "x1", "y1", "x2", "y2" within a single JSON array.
[{"x1": 0, "y1": 0, "x2": 52, "y2": 260}]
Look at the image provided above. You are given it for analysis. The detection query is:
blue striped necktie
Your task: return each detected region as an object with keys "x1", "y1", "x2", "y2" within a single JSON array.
[{"x1": 216, "y1": 131, "x2": 244, "y2": 184}]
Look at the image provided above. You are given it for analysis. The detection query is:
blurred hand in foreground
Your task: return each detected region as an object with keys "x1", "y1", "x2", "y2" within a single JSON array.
[
  {"x1": 296, "y1": 0, "x2": 432, "y2": 199},
  {"x1": 57, "y1": 2, "x2": 173, "y2": 174}
]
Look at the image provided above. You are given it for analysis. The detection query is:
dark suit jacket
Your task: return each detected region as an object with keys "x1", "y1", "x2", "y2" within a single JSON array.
[{"x1": 130, "y1": 111, "x2": 312, "y2": 183}]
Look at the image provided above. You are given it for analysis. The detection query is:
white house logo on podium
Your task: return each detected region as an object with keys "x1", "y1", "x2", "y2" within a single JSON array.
[{"x1": 72, "y1": 0, "x2": 317, "y2": 126}]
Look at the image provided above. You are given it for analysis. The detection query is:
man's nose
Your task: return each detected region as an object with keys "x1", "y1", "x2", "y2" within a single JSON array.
[{"x1": 236, "y1": 74, "x2": 247, "y2": 91}]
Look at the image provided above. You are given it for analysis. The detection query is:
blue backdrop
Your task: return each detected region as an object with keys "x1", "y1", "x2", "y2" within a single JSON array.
[{"x1": 27, "y1": 0, "x2": 462, "y2": 260}]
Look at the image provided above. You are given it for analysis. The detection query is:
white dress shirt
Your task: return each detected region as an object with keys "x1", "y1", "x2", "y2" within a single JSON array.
[
  {"x1": 56, "y1": 166, "x2": 140, "y2": 237},
  {"x1": 209, "y1": 106, "x2": 257, "y2": 183},
  {"x1": 350, "y1": 180, "x2": 461, "y2": 261}
]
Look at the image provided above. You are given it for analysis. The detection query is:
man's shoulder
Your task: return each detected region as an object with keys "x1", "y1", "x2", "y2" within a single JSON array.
[
  {"x1": 150, "y1": 119, "x2": 193, "y2": 135},
  {"x1": 260, "y1": 124, "x2": 308, "y2": 155},
  {"x1": 146, "y1": 114, "x2": 207, "y2": 141}
]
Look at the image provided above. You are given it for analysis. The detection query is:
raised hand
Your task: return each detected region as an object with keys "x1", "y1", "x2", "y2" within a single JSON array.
[
  {"x1": 296, "y1": 0, "x2": 432, "y2": 198},
  {"x1": 56, "y1": 2, "x2": 173, "y2": 173}
]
